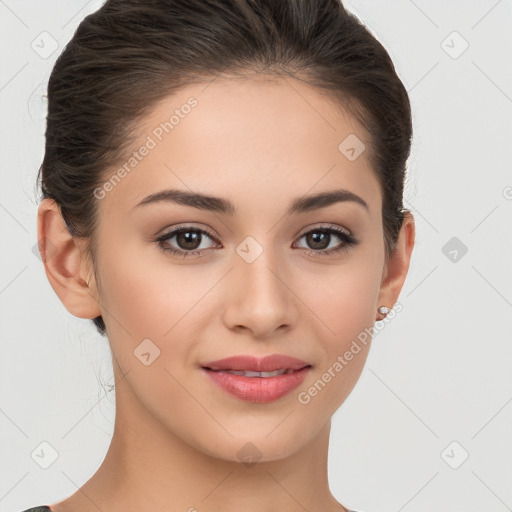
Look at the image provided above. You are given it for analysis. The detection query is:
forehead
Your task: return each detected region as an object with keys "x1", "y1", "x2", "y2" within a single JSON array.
[{"x1": 96, "y1": 74, "x2": 381, "y2": 220}]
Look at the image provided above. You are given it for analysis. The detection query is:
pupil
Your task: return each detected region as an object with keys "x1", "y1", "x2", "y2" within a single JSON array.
[
  {"x1": 178, "y1": 230, "x2": 200, "y2": 250},
  {"x1": 307, "y1": 231, "x2": 329, "y2": 250}
]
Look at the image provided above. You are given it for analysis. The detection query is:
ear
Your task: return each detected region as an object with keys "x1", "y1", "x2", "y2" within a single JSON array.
[
  {"x1": 377, "y1": 211, "x2": 415, "y2": 310},
  {"x1": 36, "y1": 198, "x2": 102, "y2": 320}
]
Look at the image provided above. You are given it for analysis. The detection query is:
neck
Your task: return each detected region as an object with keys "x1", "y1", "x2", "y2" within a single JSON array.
[{"x1": 51, "y1": 360, "x2": 348, "y2": 512}]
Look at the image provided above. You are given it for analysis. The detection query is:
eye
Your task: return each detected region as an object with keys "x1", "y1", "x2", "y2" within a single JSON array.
[
  {"x1": 155, "y1": 225, "x2": 219, "y2": 258},
  {"x1": 155, "y1": 224, "x2": 359, "y2": 259},
  {"x1": 293, "y1": 225, "x2": 359, "y2": 256}
]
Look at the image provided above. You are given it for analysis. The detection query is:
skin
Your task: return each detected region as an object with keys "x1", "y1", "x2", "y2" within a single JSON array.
[{"x1": 38, "y1": 74, "x2": 414, "y2": 512}]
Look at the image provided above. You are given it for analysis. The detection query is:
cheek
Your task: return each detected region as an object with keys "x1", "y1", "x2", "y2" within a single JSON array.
[
  {"x1": 296, "y1": 250, "x2": 382, "y2": 404},
  {"x1": 99, "y1": 260, "x2": 164, "y2": 337},
  {"x1": 300, "y1": 253, "x2": 383, "y2": 341},
  {"x1": 95, "y1": 243, "x2": 214, "y2": 352}
]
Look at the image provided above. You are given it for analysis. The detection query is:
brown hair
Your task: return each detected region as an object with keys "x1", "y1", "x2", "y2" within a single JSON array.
[{"x1": 37, "y1": 0, "x2": 413, "y2": 337}]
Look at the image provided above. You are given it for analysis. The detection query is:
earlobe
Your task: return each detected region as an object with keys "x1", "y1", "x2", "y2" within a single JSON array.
[
  {"x1": 377, "y1": 212, "x2": 415, "y2": 311},
  {"x1": 37, "y1": 198, "x2": 102, "y2": 320}
]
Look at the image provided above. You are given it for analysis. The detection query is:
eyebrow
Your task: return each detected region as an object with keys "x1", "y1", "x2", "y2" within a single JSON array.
[{"x1": 132, "y1": 188, "x2": 369, "y2": 215}]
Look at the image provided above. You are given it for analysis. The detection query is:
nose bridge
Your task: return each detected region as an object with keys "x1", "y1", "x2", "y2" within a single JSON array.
[{"x1": 223, "y1": 235, "x2": 296, "y2": 336}]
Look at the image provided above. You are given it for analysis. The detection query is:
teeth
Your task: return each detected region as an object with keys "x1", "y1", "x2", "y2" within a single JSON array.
[{"x1": 218, "y1": 369, "x2": 294, "y2": 377}]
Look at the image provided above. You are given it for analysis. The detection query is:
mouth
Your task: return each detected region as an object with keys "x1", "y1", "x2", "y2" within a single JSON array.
[
  {"x1": 201, "y1": 367, "x2": 312, "y2": 378},
  {"x1": 200, "y1": 354, "x2": 313, "y2": 374},
  {"x1": 199, "y1": 354, "x2": 313, "y2": 402}
]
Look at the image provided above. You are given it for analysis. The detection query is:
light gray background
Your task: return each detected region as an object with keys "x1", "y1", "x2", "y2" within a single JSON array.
[{"x1": 1, "y1": 1, "x2": 511, "y2": 511}]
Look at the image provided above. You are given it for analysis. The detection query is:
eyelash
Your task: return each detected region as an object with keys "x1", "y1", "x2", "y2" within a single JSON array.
[{"x1": 155, "y1": 224, "x2": 359, "y2": 258}]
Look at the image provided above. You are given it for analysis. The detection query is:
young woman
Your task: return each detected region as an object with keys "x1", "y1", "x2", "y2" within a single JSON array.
[{"x1": 25, "y1": 0, "x2": 415, "y2": 511}]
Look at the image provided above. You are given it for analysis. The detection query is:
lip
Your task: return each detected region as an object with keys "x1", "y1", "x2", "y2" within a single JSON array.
[
  {"x1": 200, "y1": 354, "x2": 311, "y2": 372},
  {"x1": 201, "y1": 366, "x2": 312, "y2": 403},
  {"x1": 200, "y1": 354, "x2": 313, "y2": 403}
]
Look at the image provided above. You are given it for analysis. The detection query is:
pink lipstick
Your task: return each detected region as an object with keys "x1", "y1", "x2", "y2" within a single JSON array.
[{"x1": 200, "y1": 354, "x2": 312, "y2": 403}]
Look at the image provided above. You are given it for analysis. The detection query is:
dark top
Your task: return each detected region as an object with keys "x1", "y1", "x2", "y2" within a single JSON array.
[{"x1": 21, "y1": 505, "x2": 361, "y2": 512}]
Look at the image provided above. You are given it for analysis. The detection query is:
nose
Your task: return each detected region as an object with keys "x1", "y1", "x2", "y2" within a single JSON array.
[{"x1": 221, "y1": 250, "x2": 298, "y2": 339}]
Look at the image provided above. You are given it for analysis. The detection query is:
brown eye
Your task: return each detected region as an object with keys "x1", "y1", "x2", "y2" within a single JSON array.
[
  {"x1": 156, "y1": 226, "x2": 219, "y2": 257},
  {"x1": 294, "y1": 226, "x2": 359, "y2": 256},
  {"x1": 304, "y1": 231, "x2": 331, "y2": 250},
  {"x1": 174, "y1": 229, "x2": 203, "y2": 250}
]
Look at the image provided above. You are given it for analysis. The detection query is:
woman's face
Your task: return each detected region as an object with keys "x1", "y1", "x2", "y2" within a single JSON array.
[{"x1": 81, "y1": 75, "x2": 403, "y2": 461}]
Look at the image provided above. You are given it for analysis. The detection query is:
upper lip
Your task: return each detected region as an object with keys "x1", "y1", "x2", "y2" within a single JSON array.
[{"x1": 201, "y1": 354, "x2": 312, "y2": 372}]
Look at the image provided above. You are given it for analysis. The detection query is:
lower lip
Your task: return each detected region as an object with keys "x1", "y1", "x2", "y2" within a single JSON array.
[{"x1": 201, "y1": 367, "x2": 311, "y2": 403}]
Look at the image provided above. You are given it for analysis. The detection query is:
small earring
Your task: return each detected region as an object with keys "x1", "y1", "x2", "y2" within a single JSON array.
[{"x1": 377, "y1": 306, "x2": 390, "y2": 319}]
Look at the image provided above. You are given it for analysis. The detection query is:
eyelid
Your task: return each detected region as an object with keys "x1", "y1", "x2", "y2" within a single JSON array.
[
  {"x1": 157, "y1": 223, "x2": 218, "y2": 240},
  {"x1": 295, "y1": 222, "x2": 352, "y2": 238}
]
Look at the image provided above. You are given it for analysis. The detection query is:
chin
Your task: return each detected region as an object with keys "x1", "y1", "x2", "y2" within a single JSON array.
[{"x1": 192, "y1": 429, "x2": 313, "y2": 465}]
